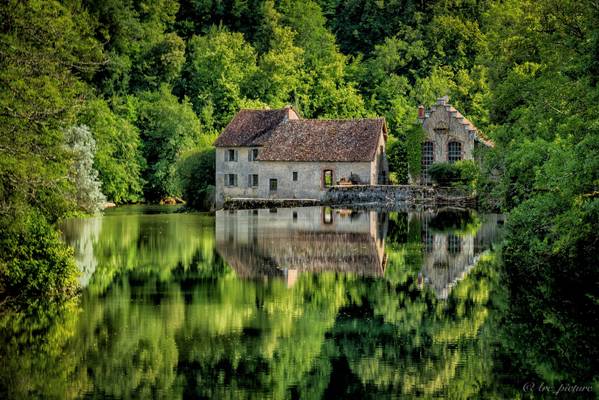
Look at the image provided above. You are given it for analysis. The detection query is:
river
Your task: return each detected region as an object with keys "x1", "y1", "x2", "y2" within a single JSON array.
[{"x1": 2, "y1": 205, "x2": 594, "y2": 398}]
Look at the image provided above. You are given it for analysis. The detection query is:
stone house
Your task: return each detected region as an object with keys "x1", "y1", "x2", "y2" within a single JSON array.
[
  {"x1": 416, "y1": 96, "x2": 494, "y2": 184},
  {"x1": 214, "y1": 106, "x2": 388, "y2": 208}
]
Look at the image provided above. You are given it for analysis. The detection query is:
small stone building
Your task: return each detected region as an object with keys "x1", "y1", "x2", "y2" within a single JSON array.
[
  {"x1": 416, "y1": 96, "x2": 494, "y2": 184},
  {"x1": 214, "y1": 107, "x2": 388, "y2": 208}
]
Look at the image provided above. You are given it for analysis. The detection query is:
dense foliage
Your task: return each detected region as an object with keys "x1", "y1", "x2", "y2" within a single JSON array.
[
  {"x1": 177, "y1": 148, "x2": 216, "y2": 209},
  {"x1": 1, "y1": 1, "x2": 597, "y2": 393},
  {"x1": 428, "y1": 160, "x2": 478, "y2": 190}
]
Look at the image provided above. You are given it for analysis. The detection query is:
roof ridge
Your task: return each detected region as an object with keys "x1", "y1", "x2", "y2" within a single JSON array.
[{"x1": 287, "y1": 117, "x2": 384, "y2": 122}]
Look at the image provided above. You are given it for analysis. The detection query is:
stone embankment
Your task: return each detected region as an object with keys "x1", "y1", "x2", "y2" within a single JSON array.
[
  {"x1": 222, "y1": 186, "x2": 476, "y2": 209},
  {"x1": 324, "y1": 185, "x2": 476, "y2": 208},
  {"x1": 223, "y1": 198, "x2": 320, "y2": 210}
]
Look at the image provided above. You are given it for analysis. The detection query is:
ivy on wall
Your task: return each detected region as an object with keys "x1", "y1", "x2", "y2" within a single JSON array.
[
  {"x1": 387, "y1": 124, "x2": 425, "y2": 184},
  {"x1": 406, "y1": 124, "x2": 426, "y2": 181}
]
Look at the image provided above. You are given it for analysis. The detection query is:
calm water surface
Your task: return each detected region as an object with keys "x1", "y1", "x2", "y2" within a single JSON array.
[
  {"x1": 57, "y1": 205, "x2": 506, "y2": 398},
  {"x1": 7, "y1": 205, "x2": 593, "y2": 399}
]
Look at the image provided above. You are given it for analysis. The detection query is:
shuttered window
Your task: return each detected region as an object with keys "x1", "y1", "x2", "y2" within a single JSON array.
[
  {"x1": 225, "y1": 174, "x2": 237, "y2": 186},
  {"x1": 269, "y1": 179, "x2": 277, "y2": 192},
  {"x1": 248, "y1": 148, "x2": 259, "y2": 161},
  {"x1": 248, "y1": 174, "x2": 258, "y2": 187}
]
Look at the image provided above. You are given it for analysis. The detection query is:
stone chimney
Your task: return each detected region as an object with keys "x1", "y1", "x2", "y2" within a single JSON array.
[
  {"x1": 436, "y1": 95, "x2": 449, "y2": 105},
  {"x1": 418, "y1": 105, "x2": 425, "y2": 120}
]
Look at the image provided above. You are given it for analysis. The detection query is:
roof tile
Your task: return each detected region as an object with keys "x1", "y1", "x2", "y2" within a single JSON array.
[
  {"x1": 214, "y1": 108, "x2": 291, "y2": 147},
  {"x1": 257, "y1": 118, "x2": 386, "y2": 162}
]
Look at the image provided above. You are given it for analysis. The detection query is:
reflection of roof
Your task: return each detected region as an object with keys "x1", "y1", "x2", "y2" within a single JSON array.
[
  {"x1": 217, "y1": 230, "x2": 385, "y2": 278},
  {"x1": 214, "y1": 108, "x2": 291, "y2": 147},
  {"x1": 257, "y1": 118, "x2": 386, "y2": 162}
]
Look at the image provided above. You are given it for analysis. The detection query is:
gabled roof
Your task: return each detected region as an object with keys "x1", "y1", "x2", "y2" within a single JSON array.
[
  {"x1": 444, "y1": 105, "x2": 495, "y2": 148},
  {"x1": 425, "y1": 97, "x2": 494, "y2": 148},
  {"x1": 214, "y1": 108, "x2": 292, "y2": 147},
  {"x1": 257, "y1": 118, "x2": 386, "y2": 162}
]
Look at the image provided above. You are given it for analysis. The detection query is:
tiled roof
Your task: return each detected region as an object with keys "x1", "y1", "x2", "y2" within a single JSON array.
[
  {"x1": 214, "y1": 108, "x2": 291, "y2": 147},
  {"x1": 257, "y1": 118, "x2": 386, "y2": 162}
]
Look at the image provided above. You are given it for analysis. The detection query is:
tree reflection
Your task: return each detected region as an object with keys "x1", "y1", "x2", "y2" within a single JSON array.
[{"x1": 3, "y1": 206, "x2": 594, "y2": 399}]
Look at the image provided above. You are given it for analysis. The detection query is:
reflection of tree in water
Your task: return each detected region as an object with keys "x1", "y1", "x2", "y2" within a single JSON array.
[
  {"x1": 4, "y1": 209, "x2": 594, "y2": 398},
  {"x1": 0, "y1": 300, "x2": 87, "y2": 399},
  {"x1": 61, "y1": 216, "x2": 103, "y2": 287}
]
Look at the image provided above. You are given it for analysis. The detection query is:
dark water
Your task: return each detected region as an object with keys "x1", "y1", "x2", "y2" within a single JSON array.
[{"x1": 1, "y1": 206, "x2": 596, "y2": 399}]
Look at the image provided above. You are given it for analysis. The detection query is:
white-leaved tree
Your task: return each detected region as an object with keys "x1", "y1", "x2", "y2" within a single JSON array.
[{"x1": 64, "y1": 125, "x2": 106, "y2": 213}]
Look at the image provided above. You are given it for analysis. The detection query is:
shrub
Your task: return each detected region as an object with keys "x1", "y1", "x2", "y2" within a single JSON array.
[
  {"x1": 428, "y1": 160, "x2": 479, "y2": 190},
  {"x1": 454, "y1": 160, "x2": 479, "y2": 191},
  {"x1": 428, "y1": 162, "x2": 461, "y2": 186},
  {"x1": 177, "y1": 147, "x2": 216, "y2": 210},
  {"x1": 0, "y1": 211, "x2": 79, "y2": 307}
]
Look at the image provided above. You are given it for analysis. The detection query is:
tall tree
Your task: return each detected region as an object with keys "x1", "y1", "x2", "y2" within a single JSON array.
[
  {"x1": 78, "y1": 99, "x2": 145, "y2": 203},
  {"x1": 63, "y1": 125, "x2": 106, "y2": 213},
  {"x1": 136, "y1": 86, "x2": 202, "y2": 201},
  {"x1": 84, "y1": 0, "x2": 184, "y2": 95},
  {"x1": 179, "y1": 26, "x2": 258, "y2": 130}
]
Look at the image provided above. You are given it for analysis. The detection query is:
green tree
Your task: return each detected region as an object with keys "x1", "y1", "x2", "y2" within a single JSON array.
[
  {"x1": 136, "y1": 86, "x2": 202, "y2": 201},
  {"x1": 79, "y1": 99, "x2": 144, "y2": 204},
  {"x1": 278, "y1": 0, "x2": 366, "y2": 118},
  {"x1": 0, "y1": 0, "x2": 102, "y2": 308},
  {"x1": 250, "y1": 1, "x2": 304, "y2": 107},
  {"x1": 177, "y1": 147, "x2": 216, "y2": 210},
  {"x1": 0, "y1": 0, "x2": 103, "y2": 222},
  {"x1": 63, "y1": 125, "x2": 106, "y2": 213},
  {"x1": 84, "y1": 0, "x2": 183, "y2": 95},
  {"x1": 179, "y1": 26, "x2": 258, "y2": 130}
]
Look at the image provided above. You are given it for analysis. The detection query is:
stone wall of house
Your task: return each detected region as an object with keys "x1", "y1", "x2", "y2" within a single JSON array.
[
  {"x1": 370, "y1": 132, "x2": 388, "y2": 184},
  {"x1": 216, "y1": 147, "x2": 262, "y2": 207},
  {"x1": 256, "y1": 160, "x2": 372, "y2": 200},
  {"x1": 215, "y1": 131, "x2": 388, "y2": 208},
  {"x1": 421, "y1": 101, "x2": 476, "y2": 164}
]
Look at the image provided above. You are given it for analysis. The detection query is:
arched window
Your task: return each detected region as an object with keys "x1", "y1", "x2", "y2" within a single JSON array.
[
  {"x1": 448, "y1": 141, "x2": 462, "y2": 163},
  {"x1": 447, "y1": 233, "x2": 462, "y2": 254},
  {"x1": 421, "y1": 141, "x2": 434, "y2": 183}
]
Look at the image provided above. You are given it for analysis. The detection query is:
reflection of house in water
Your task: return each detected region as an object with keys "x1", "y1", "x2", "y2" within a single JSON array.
[
  {"x1": 215, "y1": 207, "x2": 388, "y2": 285},
  {"x1": 415, "y1": 211, "x2": 504, "y2": 299}
]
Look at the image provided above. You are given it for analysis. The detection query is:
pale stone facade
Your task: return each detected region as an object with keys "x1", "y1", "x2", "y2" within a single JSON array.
[
  {"x1": 415, "y1": 96, "x2": 493, "y2": 184},
  {"x1": 216, "y1": 147, "x2": 386, "y2": 205}
]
